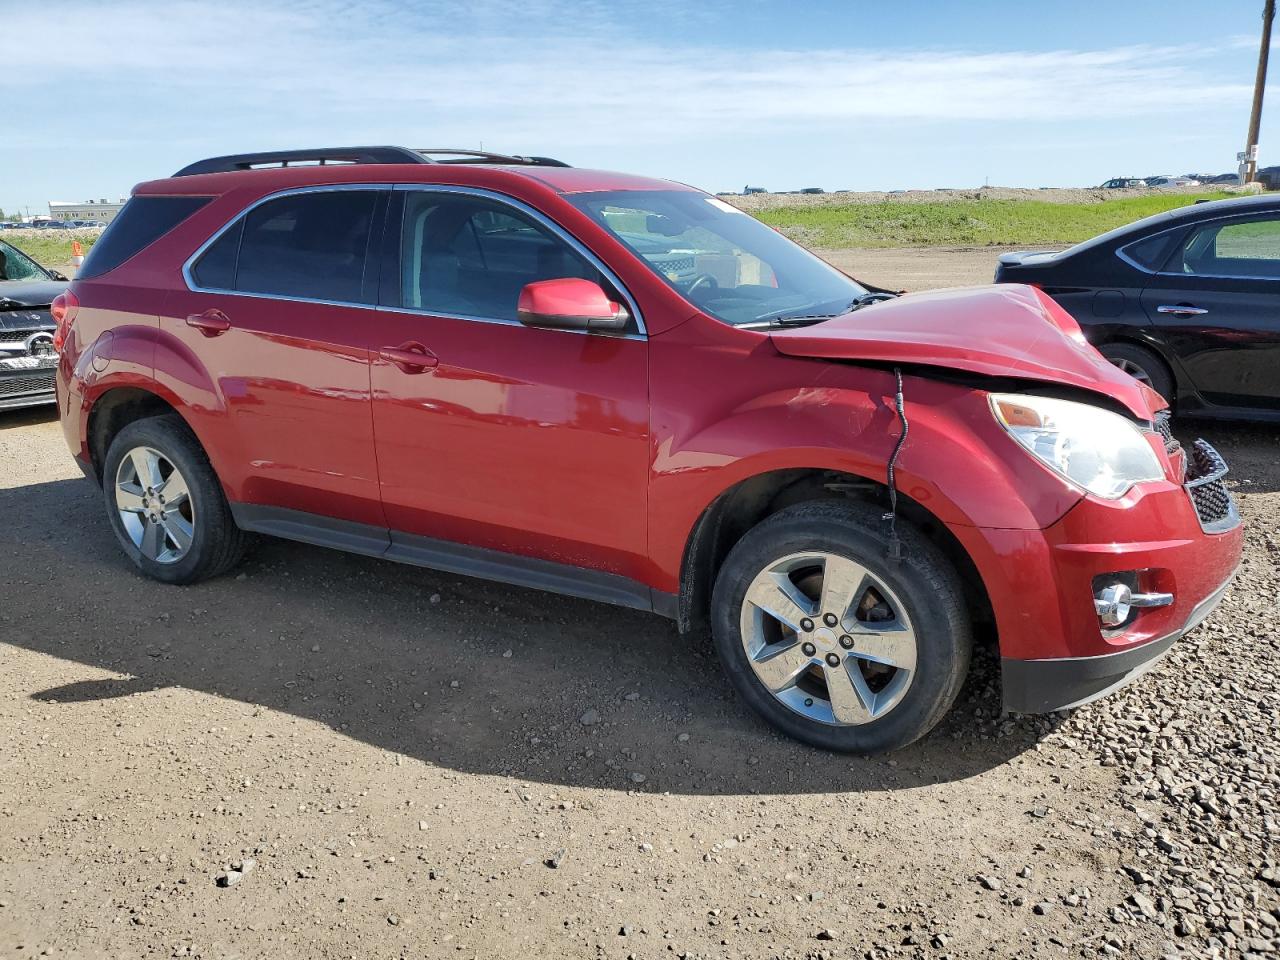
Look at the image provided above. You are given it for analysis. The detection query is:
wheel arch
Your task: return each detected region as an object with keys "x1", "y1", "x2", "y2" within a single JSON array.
[
  {"x1": 676, "y1": 467, "x2": 993, "y2": 640},
  {"x1": 1094, "y1": 332, "x2": 1183, "y2": 390},
  {"x1": 85, "y1": 385, "x2": 194, "y2": 484}
]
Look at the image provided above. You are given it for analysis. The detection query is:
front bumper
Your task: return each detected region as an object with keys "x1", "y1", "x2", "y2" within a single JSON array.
[
  {"x1": 949, "y1": 438, "x2": 1243, "y2": 714},
  {"x1": 0, "y1": 356, "x2": 57, "y2": 411},
  {"x1": 1001, "y1": 568, "x2": 1236, "y2": 713}
]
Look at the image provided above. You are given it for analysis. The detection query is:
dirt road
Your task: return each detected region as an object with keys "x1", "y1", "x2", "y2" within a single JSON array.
[{"x1": 1, "y1": 248, "x2": 1276, "y2": 960}]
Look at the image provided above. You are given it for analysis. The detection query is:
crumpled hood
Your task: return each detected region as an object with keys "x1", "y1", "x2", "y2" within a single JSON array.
[
  {"x1": 770, "y1": 284, "x2": 1163, "y2": 420},
  {"x1": 0, "y1": 279, "x2": 66, "y2": 309}
]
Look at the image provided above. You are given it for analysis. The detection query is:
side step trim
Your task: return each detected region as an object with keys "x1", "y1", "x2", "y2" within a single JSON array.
[{"x1": 230, "y1": 503, "x2": 670, "y2": 617}]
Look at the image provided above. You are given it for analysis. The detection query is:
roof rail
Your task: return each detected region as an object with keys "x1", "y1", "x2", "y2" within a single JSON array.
[
  {"x1": 171, "y1": 146, "x2": 571, "y2": 177},
  {"x1": 172, "y1": 146, "x2": 431, "y2": 177},
  {"x1": 413, "y1": 148, "x2": 571, "y2": 167}
]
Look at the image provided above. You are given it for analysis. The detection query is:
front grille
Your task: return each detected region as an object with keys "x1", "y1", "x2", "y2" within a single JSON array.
[
  {"x1": 1184, "y1": 439, "x2": 1235, "y2": 531},
  {"x1": 0, "y1": 370, "x2": 54, "y2": 398},
  {"x1": 1153, "y1": 410, "x2": 1180, "y2": 455}
]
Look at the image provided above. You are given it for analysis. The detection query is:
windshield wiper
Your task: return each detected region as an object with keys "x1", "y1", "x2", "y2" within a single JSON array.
[
  {"x1": 845, "y1": 291, "x2": 899, "y2": 311},
  {"x1": 741, "y1": 291, "x2": 900, "y2": 330},
  {"x1": 738, "y1": 313, "x2": 836, "y2": 330}
]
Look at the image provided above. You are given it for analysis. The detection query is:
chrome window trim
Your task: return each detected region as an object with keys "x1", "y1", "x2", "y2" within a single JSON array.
[
  {"x1": 182, "y1": 183, "x2": 390, "y2": 307},
  {"x1": 391, "y1": 183, "x2": 646, "y2": 336},
  {"x1": 1115, "y1": 208, "x2": 1280, "y2": 282},
  {"x1": 181, "y1": 182, "x2": 647, "y2": 338}
]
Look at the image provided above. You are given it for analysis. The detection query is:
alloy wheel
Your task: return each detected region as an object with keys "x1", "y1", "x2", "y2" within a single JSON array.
[
  {"x1": 739, "y1": 552, "x2": 916, "y2": 726},
  {"x1": 115, "y1": 446, "x2": 195, "y2": 564},
  {"x1": 1110, "y1": 357, "x2": 1153, "y2": 386}
]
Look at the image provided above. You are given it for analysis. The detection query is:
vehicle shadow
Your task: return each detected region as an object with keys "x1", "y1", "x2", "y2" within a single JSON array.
[
  {"x1": 1, "y1": 476, "x2": 1057, "y2": 797},
  {"x1": 0, "y1": 404, "x2": 58, "y2": 430}
]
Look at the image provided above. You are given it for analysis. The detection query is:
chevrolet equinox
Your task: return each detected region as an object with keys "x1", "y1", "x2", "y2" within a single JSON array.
[{"x1": 55, "y1": 147, "x2": 1242, "y2": 753}]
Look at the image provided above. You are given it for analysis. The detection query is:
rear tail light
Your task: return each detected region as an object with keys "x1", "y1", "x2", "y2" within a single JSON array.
[{"x1": 51, "y1": 290, "x2": 79, "y2": 351}]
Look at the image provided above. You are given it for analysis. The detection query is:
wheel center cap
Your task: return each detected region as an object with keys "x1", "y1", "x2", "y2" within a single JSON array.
[{"x1": 812, "y1": 627, "x2": 838, "y2": 652}]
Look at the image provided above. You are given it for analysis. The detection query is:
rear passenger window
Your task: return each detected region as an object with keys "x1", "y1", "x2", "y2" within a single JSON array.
[
  {"x1": 199, "y1": 191, "x2": 378, "y2": 303},
  {"x1": 78, "y1": 196, "x2": 211, "y2": 280},
  {"x1": 1183, "y1": 218, "x2": 1280, "y2": 277}
]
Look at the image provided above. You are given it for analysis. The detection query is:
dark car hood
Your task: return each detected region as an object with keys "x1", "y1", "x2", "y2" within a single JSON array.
[
  {"x1": 0, "y1": 279, "x2": 66, "y2": 308},
  {"x1": 769, "y1": 284, "x2": 1163, "y2": 420}
]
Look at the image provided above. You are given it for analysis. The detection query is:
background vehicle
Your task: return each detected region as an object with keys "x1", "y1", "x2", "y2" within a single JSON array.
[
  {"x1": 1195, "y1": 173, "x2": 1243, "y2": 185},
  {"x1": 1145, "y1": 175, "x2": 1200, "y2": 187},
  {"x1": 1255, "y1": 165, "x2": 1280, "y2": 190},
  {"x1": 1100, "y1": 178, "x2": 1146, "y2": 189},
  {"x1": 0, "y1": 239, "x2": 66, "y2": 410},
  {"x1": 995, "y1": 194, "x2": 1280, "y2": 420},
  {"x1": 55, "y1": 146, "x2": 1241, "y2": 753}
]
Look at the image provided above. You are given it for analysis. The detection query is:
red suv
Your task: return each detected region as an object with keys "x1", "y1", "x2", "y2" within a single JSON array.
[{"x1": 55, "y1": 146, "x2": 1242, "y2": 753}]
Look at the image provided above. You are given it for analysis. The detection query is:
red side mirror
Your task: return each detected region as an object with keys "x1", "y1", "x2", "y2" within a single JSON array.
[{"x1": 517, "y1": 278, "x2": 630, "y2": 332}]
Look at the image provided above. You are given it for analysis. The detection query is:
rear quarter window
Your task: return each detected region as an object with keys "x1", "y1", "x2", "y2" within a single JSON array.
[
  {"x1": 77, "y1": 196, "x2": 211, "y2": 280},
  {"x1": 1118, "y1": 229, "x2": 1183, "y2": 272}
]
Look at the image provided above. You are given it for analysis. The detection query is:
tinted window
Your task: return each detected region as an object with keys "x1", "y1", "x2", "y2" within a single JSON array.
[
  {"x1": 401, "y1": 193, "x2": 603, "y2": 321},
  {"x1": 1179, "y1": 218, "x2": 1280, "y2": 278},
  {"x1": 191, "y1": 219, "x2": 242, "y2": 289},
  {"x1": 77, "y1": 196, "x2": 210, "y2": 279},
  {"x1": 234, "y1": 191, "x2": 377, "y2": 303},
  {"x1": 1119, "y1": 230, "x2": 1181, "y2": 271}
]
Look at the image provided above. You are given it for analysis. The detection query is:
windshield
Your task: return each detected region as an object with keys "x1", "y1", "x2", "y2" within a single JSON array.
[
  {"x1": 568, "y1": 190, "x2": 865, "y2": 326},
  {"x1": 0, "y1": 240, "x2": 52, "y2": 282}
]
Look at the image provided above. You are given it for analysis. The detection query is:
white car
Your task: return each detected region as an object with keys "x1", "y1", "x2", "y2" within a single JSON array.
[{"x1": 1145, "y1": 175, "x2": 1200, "y2": 187}]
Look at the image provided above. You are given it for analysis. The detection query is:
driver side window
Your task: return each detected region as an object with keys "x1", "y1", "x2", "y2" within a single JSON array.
[
  {"x1": 401, "y1": 192, "x2": 604, "y2": 321},
  {"x1": 0, "y1": 241, "x2": 48, "y2": 282}
]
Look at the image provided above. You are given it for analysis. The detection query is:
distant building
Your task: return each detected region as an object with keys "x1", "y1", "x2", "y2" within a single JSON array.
[{"x1": 48, "y1": 198, "x2": 127, "y2": 223}]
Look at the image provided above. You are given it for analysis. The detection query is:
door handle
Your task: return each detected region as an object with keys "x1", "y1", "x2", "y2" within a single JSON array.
[
  {"x1": 1156, "y1": 304, "x2": 1208, "y2": 316},
  {"x1": 379, "y1": 342, "x2": 438, "y2": 372},
  {"x1": 186, "y1": 308, "x2": 232, "y2": 336}
]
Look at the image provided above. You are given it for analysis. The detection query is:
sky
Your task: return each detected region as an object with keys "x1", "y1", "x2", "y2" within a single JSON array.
[{"x1": 1, "y1": 0, "x2": 1275, "y2": 214}]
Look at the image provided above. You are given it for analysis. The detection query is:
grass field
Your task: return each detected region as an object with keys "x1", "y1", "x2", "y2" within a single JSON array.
[
  {"x1": 1, "y1": 230, "x2": 101, "y2": 268},
  {"x1": 754, "y1": 192, "x2": 1237, "y2": 248},
  {"x1": 0, "y1": 191, "x2": 1245, "y2": 270}
]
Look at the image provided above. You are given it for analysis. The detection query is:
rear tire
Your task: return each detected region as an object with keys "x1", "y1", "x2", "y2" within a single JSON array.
[
  {"x1": 1100, "y1": 342, "x2": 1174, "y2": 403},
  {"x1": 102, "y1": 415, "x2": 248, "y2": 584},
  {"x1": 710, "y1": 500, "x2": 971, "y2": 754}
]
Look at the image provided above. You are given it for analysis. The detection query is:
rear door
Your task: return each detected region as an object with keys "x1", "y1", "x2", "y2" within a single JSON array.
[
  {"x1": 368, "y1": 187, "x2": 650, "y2": 584},
  {"x1": 1141, "y1": 213, "x2": 1280, "y2": 409},
  {"x1": 159, "y1": 186, "x2": 388, "y2": 528}
]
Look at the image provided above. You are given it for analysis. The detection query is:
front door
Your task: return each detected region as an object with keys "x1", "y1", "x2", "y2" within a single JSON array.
[
  {"x1": 160, "y1": 187, "x2": 386, "y2": 527},
  {"x1": 369, "y1": 188, "x2": 650, "y2": 584},
  {"x1": 1141, "y1": 213, "x2": 1280, "y2": 410}
]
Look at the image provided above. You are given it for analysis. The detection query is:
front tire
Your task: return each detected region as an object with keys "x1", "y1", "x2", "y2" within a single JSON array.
[
  {"x1": 102, "y1": 415, "x2": 248, "y2": 584},
  {"x1": 711, "y1": 500, "x2": 971, "y2": 753}
]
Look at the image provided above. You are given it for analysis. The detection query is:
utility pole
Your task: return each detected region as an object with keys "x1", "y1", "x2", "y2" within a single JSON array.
[{"x1": 1243, "y1": 0, "x2": 1275, "y2": 183}]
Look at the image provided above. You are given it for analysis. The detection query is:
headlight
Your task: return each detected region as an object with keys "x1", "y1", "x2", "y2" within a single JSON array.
[{"x1": 989, "y1": 394, "x2": 1165, "y2": 499}]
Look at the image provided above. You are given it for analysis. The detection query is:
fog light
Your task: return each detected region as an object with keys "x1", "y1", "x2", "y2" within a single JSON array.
[{"x1": 1093, "y1": 582, "x2": 1175, "y2": 627}]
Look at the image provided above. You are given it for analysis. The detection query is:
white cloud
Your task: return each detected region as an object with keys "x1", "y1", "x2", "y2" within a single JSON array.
[
  {"x1": 10, "y1": 0, "x2": 1250, "y2": 140},
  {"x1": 0, "y1": 0, "x2": 1258, "y2": 205}
]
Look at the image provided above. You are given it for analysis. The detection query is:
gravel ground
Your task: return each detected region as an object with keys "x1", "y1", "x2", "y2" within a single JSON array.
[{"x1": 0, "y1": 247, "x2": 1276, "y2": 960}]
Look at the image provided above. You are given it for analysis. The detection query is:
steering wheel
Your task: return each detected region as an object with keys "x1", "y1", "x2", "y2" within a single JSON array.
[{"x1": 685, "y1": 273, "x2": 720, "y2": 298}]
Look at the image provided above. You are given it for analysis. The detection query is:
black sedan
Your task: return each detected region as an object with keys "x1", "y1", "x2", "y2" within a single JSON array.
[
  {"x1": 996, "y1": 194, "x2": 1280, "y2": 421},
  {"x1": 0, "y1": 239, "x2": 68, "y2": 412}
]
